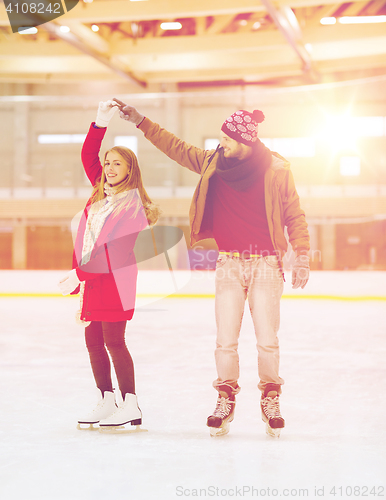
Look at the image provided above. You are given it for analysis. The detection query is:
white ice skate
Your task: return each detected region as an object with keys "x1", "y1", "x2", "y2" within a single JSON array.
[
  {"x1": 77, "y1": 390, "x2": 117, "y2": 430},
  {"x1": 207, "y1": 395, "x2": 235, "y2": 437},
  {"x1": 99, "y1": 393, "x2": 147, "y2": 434},
  {"x1": 260, "y1": 393, "x2": 285, "y2": 438}
]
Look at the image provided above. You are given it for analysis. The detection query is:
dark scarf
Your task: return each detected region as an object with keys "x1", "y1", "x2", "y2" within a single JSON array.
[{"x1": 215, "y1": 138, "x2": 272, "y2": 191}]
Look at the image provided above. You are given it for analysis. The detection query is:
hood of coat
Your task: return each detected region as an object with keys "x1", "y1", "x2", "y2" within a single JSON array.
[{"x1": 270, "y1": 152, "x2": 290, "y2": 172}]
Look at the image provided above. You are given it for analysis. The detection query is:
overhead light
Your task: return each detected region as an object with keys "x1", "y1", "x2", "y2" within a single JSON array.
[
  {"x1": 60, "y1": 26, "x2": 71, "y2": 33},
  {"x1": 305, "y1": 43, "x2": 313, "y2": 53},
  {"x1": 239, "y1": 20, "x2": 248, "y2": 26},
  {"x1": 338, "y1": 15, "x2": 386, "y2": 24},
  {"x1": 18, "y1": 27, "x2": 38, "y2": 34},
  {"x1": 320, "y1": 17, "x2": 336, "y2": 25},
  {"x1": 160, "y1": 22, "x2": 182, "y2": 30},
  {"x1": 91, "y1": 25, "x2": 99, "y2": 32},
  {"x1": 252, "y1": 21, "x2": 261, "y2": 30}
]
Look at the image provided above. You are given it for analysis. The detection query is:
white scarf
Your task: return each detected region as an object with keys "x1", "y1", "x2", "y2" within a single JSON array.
[{"x1": 76, "y1": 184, "x2": 134, "y2": 326}]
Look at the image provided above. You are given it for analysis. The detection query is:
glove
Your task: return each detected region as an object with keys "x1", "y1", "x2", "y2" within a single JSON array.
[
  {"x1": 112, "y1": 98, "x2": 145, "y2": 126},
  {"x1": 58, "y1": 269, "x2": 81, "y2": 296},
  {"x1": 292, "y1": 255, "x2": 310, "y2": 289},
  {"x1": 95, "y1": 100, "x2": 119, "y2": 128}
]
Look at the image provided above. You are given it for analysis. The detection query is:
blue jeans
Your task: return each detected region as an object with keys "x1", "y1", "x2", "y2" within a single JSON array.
[{"x1": 213, "y1": 254, "x2": 284, "y2": 396}]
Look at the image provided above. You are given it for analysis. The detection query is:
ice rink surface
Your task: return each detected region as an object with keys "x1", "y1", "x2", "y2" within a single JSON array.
[{"x1": 0, "y1": 271, "x2": 385, "y2": 500}]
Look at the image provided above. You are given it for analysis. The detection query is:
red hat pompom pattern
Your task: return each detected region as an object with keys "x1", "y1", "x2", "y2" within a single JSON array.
[{"x1": 221, "y1": 109, "x2": 265, "y2": 146}]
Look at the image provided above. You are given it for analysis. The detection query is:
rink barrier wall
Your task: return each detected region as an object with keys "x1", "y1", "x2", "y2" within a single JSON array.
[
  {"x1": 0, "y1": 270, "x2": 385, "y2": 301},
  {"x1": 0, "y1": 293, "x2": 385, "y2": 301}
]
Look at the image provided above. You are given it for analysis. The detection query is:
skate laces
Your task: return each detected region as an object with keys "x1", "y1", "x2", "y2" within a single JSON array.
[
  {"x1": 213, "y1": 397, "x2": 234, "y2": 419},
  {"x1": 88, "y1": 399, "x2": 105, "y2": 414},
  {"x1": 261, "y1": 395, "x2": 281, "y2": 418},
  {"x1": 113, "y1": 398, "x2": 133, "y2": 414},
  {"x1": 113, "y1": 402, "x2": 125, "y2": 414}
]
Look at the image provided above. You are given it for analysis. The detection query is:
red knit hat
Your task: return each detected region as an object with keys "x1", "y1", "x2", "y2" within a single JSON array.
[{"x1": 221, "y1": 109, "x2": 265, "y2": 146}]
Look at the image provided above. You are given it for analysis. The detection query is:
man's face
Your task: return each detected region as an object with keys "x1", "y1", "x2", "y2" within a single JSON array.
[{"x1": 220, "y1": 132, "x2": 252, "y2": 160}]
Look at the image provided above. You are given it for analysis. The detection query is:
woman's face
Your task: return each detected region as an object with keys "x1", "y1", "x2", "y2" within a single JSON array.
[{"x1": 104, "y1": 151, "x2": 129, "y2": 185}]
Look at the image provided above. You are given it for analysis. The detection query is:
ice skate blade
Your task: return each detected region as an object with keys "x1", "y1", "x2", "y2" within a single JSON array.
[
  {"x1": 261, "y1": 411, "x2": 284, "y2": 438},
  {"x1": 99, "y1": 424, "x2": 147, "y2": 434},
  {"x1": 209, "y1": 423, "x2": 230, "y2": 437},
  {"x1": 77, "y1": 423, "x2": 100, "y2": 431},
  {"x1": 265, "y1": 423, "x2": 281, "y2": 438}
]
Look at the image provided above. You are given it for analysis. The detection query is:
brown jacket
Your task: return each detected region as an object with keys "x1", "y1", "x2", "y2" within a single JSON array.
[{"x1": 139, "y1": 117, "x2": 310, "y2": 260}]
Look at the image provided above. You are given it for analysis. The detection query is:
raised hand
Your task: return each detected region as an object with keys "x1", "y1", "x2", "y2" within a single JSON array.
[
  {"x1": 113, "y1": 98, "x2": 145, "y2": 126},
  {"x1": 95, "y1": 100, "x2": 119, "y2": 128}
]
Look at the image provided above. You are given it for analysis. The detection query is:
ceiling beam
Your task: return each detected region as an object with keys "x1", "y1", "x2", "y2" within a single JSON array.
[
  {"x1": 2, "y1": 23, "x2": 386, "y2": 58},
  {"x1": 365, "y1": 0, "x2": 386, "y2": 15},
  {"x1": 205, "y1": 14, "x2": 236, "y2": 34},
  {"x1": 43, "y1": 0, "x2": 267, "y2": 22},
  {"x1": 110, "y1": 22, "x2": 386, "y2": 55},
  {"x1": 0, "y1": 0, "x2": 385, "y2": 87},
  {"x1": 4, "y1": 28, "x2": 385, "y2": 79},
  {"x1": 0, "y1": 72, "x2": 125, "y2": 83},
  {"x1": 55, "y1": 20, "x2": 110, "y2": 54},
  {"x1": 259, "y1": 0, "x2": 316, "y2": 76},
  {"x1": 305, "y1": 4, "x2": 341, "y2": 28},
  {"x1": 338, "y1": 1, "x2": 369, "y2": 16},
  {"x1": 0, "y1": 55, "x2": 112, "y2": 73},
  {"x1": 1, "y1": 49, "x2": 385, "y2": 84},
  {"x1": 40, "y1": 21, "x2": 147, "y2": 88},
  {"x1": 138, "y1": 65, "x2": 306, "y2": 84},
  {"x1": 195, "y1": 17, "x2": 208, "y2": 36},
  {"x1": 279, "y1": 0, "x2": 371, "y2": 7},
  {"x1": 0, "y1": 0, "x2": 373, "y2": 26},
  {"x1": 132, "y1": 53, "x2": 386, "y2": 84}
]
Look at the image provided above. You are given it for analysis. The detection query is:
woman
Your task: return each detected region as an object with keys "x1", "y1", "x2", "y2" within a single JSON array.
[{"x1": 58, "y1": 101, "x2": 160, "y2": 430}]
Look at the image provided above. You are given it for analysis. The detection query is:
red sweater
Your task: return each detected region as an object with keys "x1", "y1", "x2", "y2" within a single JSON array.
[
  {"x1": 72, "y1": 123, "x2": 147, "y2": 322},
  {"x1": 209, "y1": 173, "x2": 275, "y2": 255}
]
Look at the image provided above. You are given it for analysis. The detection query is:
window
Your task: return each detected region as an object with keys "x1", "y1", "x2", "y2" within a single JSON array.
[
  {"x1": 38, "y1": 134, "x2": 86, "y2": 144},
  {"x1": 340, "y1": 156, "x2": 361, "y2": 176}
]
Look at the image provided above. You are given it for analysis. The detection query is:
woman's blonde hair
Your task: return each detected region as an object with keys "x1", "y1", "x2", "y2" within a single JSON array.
[{"x1": 90, "y1": 146, "x2": 161, "y2": 226}]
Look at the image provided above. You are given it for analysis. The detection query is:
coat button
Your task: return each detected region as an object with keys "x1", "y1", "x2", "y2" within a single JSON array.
[{"x1": 86, "y1": 312, "x2": 90, "y2": 315}]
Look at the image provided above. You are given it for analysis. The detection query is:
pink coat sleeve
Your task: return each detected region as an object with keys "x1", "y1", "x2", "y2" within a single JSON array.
[{"x1": 81, "y1": 123, "x2": 107, "y2": 186}]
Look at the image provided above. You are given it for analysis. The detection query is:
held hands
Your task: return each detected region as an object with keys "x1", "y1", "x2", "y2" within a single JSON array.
[
  {"x1": 291, "y1": 255, "x2": 310, "y2": 289},
  {"x1": 113, "y1": 98, "x2": 145, "y2": 126},
  {"x1": 58, "y1": 269, "x2": 81, "y2": 296},
  {"x1": 95, "y1": 100, "x2": 119, "y2": 128}
]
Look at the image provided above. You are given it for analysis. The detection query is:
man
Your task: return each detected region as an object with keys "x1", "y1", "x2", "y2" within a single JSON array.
[{"x1": 114, "y1": 99, "x2": 310, "y2": 438}]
